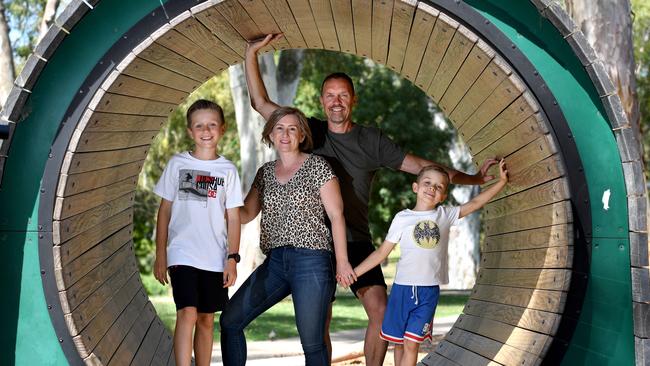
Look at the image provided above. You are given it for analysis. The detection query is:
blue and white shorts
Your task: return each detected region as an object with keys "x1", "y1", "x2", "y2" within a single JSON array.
[{"x1": 380, "y1": 284, "x2": 440, "y2": 344}]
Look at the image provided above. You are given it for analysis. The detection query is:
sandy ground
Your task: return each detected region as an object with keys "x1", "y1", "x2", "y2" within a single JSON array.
[{"x1": 333, "y1": 334, "x2": 444, "y2": 365}]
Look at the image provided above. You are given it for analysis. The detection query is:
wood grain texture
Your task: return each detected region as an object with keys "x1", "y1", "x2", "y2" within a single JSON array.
[
  {"x1": 414, "y1": 13, "x2": 458, "y2": 91},
  {"x1": 62, "y1": 145, "x2": 149, "y2": 174},
  {"x1": 64, "y1": 268, "x2": 138, "y2": 337},
  {"x1": 445, "y1": 327, "x2": 542, "y2": 366},
  {"x1": 427, "y1": 26, "x2": 478, "y2": 103},
  {"x1": 386, "y1": 0, "x2": 417, "y2": 73},
  {"x1": 150, "y1": 329, "x2": 174, "y2": 366},
  {"x1": 470, "y1": 284, "x2": 567, "y2": 312},
  {"x1": 129, "y1": 318, "x2": 165, "y2": 366},
  {"x1": 57, "y1": 160, "x2": 143, "y2": 197},
  {"x1": 309, "y1": 0, "x2": 340, "y2": 52},
  {"x1": 482, "y1": 178, "x2": 570, "y2": 220},
  {"x1": 371, "y1": 0, "x2": 394, "y2": 64},
  {"x1": 54, "y1": 176, "x2": 137, "y2": 220},
  {"x1": 454, "y1": 314, "x2": 552, "y2": 356},
  {"x1": 400, "y1": 2, "x2": 439, "y2": 82},
  {"x1": 107, "y1": 302, "x2": 157, "y2": 366},
  {"x1": 53, "y1": 194, "x2": 134, "y2": 244},
  {"x1": 173, "y1": 17, "x2": 242, "y2": 65},
  {"x1": 476, "y1": 268, "x2": 571, "y2": 291},
  {"x1": 482, "y1": 224, "x2": 573, "y2": 253},
  {"x1": 155, "y1": 29, "x2": 229, "y2": 73},
  {"x1": 463, "y1": 299, "x2": 562, "y2": 334},
  {"x1": 285, "y1": 0, "x2": 323, "y2": 49},
  {"x1": 93, "y1": 93, "x2": 177, "y2": 117},
  {"x1": 235, "y1": 0, "x2": 292, "y2": 49},
  {"x1": 438, "y1": 40, "x2": 494, "y2": 113},
  {"x1": 351, "y1": 0, "x2": 372, "y2": 57},
  {"x1": 261, "y1": 0, "x2": 307, "y2": 48},
  {"x1": 472, "y1": 113, "x2": 547, "y2": 164},
  {"x1": 436, "y1": 340, "x2": 500, "y2": 366},
  {"x1": 105, "y1": 74, "x2": 188, "y2": 104},
  {"x1": 138, "y1": 42, "x2": 214, "y2": 83},
  {"x1": 122, "y1": 57, "x2": 201, "y2": 93},
  {"x1": 447, "y1": 57, "x2": 511, "y2": 126},
  {"x1": 331, "y1": 0, "x2": 355, "y2": 53},
  {"x1": 80, "y1": 111, "x2": 166, "y2": 132},
  {"x1": 480, "y1": 246, "x2": 573, "y2": 269}
]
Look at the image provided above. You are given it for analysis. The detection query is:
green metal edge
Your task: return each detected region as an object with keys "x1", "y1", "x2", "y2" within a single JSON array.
[
  {"x1": 0, "y1": 1, "x2": 163, "y2": 364},
  {"x1": 464, "y1": 1, "x2": 634, "y2": 364}
]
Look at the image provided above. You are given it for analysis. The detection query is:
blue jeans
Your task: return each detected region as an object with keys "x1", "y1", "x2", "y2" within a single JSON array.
[{"x1": 220, "y1": 247, "x2": 335, "y2": 366}]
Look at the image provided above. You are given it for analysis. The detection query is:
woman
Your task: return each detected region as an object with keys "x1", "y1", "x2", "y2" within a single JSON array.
[{"x1": 219, "y1": 105, "x2": 356, "y2": 366}]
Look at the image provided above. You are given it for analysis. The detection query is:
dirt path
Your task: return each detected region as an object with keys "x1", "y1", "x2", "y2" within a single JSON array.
[{"x1": 334, "y1": 334, "x2": 444, "y2": 365}]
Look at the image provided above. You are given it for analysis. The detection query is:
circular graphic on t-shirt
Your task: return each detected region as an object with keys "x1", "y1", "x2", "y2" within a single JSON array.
[{"x1": 412, "y1": 220, "x2": 440, "y2": 249}]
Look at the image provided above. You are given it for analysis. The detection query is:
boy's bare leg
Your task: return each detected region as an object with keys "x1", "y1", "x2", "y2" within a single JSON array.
[
  {"x1": 174, "y1": 307, "x2": 198, "y2": 366},
  {"x1": 325, "y1": 303, "x2": 333, "y2": 362},
  {"x1": 357, "y1": 285, "x2": 388, "y2": 366},
  {"x1": 394, "y1": 343, "x2": 404, "y2": 366},
  {"x1": 401, "y1": 340, "x2": 419, "y2": 366},
  {"x1": 194, "y1": 312, "x2": 215, "y2": 366}
]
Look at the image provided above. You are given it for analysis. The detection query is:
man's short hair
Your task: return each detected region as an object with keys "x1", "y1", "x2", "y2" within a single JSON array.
[
  {"x1": 262, "y1": 106, "x2": 313, "y2": 152},
  {"x1": 186, "y1": 99, "x2": 225, "y2": 128},
  {"x1": 321, "y1": 72, "x2": 355, "y2": 96},
  {"x1": 416, "y1": 165, "x2": 450, "y2": 187}
]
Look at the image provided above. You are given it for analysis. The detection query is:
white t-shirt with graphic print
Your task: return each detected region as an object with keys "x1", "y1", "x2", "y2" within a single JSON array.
[
  {"x1": 385, "y1": 206, "x2": 461, "y2": 286},
  {"x1": 154, "y1": 152, "x2": 244, "y2": 272}
]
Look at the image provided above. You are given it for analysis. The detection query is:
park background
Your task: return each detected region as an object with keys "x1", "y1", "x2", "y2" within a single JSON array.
[{"x1": 1, "y1": 0, "x2": 649, "y2": 363}]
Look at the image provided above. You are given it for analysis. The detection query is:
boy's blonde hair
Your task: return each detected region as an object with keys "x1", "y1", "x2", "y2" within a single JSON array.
[
  {"x1": 416, "y1": 166, "x2": 450, "y2": 188},
  {"x1": 186, "y1": 99, "x2": 225, "y2": 128}
]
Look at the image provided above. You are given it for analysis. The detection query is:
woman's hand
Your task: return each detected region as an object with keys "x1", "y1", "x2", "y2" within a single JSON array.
[{"x1": 336, "y1": 261, "x2": 357, "y2": 288}]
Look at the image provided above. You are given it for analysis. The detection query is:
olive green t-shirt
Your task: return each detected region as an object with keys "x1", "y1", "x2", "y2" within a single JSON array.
[{"x1": 309, "y1": 117, "x2": 406, "y2": 242}]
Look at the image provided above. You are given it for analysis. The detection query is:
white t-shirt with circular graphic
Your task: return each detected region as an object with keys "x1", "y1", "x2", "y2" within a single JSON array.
[{"x1": 385, "y1": 206, "x2": 460, "y2": 286}]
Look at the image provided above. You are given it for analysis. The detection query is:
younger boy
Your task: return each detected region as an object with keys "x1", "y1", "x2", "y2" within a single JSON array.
[
  {"x1": 352, "y1": 160, "x2": 508, "y2": 366},
  {"x1": 153, "y1": 99, "x2": 243, "y2": 366}
]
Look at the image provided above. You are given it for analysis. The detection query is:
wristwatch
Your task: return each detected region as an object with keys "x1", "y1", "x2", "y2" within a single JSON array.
[{"x1": 227, "y1": 253, "x2": 241, "y2": 263}]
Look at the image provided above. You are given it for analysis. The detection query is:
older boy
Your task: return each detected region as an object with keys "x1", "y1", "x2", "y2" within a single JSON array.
[{"x1": 153, "y1": 99, "x2": 243, "y2": 366}]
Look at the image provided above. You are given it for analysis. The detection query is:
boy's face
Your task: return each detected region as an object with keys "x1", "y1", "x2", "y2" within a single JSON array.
[
  {"x1": 412, "y1": 170, "x2": 448, "y2": 207},
  {"x1": 187, "y1": 109, "x2": 225, "y2": 150}
]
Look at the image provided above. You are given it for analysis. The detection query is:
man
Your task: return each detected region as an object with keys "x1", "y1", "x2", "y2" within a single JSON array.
[{"x1": 245, "y1": 34, "x2": 497, "y2": 365}]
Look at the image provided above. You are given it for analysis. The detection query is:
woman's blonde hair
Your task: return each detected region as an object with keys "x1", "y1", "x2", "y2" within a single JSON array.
[{"x1": 261, "y1": 106, "x2": 313, "y2": 152}]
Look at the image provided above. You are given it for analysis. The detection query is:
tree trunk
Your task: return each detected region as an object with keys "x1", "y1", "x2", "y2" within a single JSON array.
[
  {"x1": 37, "y1": 0, "x2": 61, "y2": 43},
  {"x1": 566, "y1": 0, "x2": 642, "y2": 151},
  {"x1": 0, "y1": 1, "x2": 14, "y2": 108},
  {"x1": 229, "y1": 49, "x2": 304, "y2": 291}
]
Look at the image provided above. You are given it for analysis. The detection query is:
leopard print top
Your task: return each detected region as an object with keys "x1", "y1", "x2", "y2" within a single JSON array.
[{"x1": 252, "y1": 154, "x2": 336, "y2": 254}]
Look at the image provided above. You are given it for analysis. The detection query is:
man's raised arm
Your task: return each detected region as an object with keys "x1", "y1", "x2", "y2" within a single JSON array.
[
  {"x1": 400, "y1": 153, "x2": 498, "y2": 185},
  {"x1": 245, "y1": 34, "x2": 283, "y2": 120}
]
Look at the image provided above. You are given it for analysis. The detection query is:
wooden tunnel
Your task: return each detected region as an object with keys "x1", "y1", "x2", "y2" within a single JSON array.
[{"x1": 0, "y1": 0, "x2": 647, "y2": 365}]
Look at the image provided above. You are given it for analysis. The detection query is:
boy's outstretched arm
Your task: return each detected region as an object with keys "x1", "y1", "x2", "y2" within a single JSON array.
[
  {"x1": 224, "y1": 207, "x2": 241, "y2": 288},
  {"x1": 154, "y1": 199, "x2": 172, "y2": 285},
  {"x1": 321, "y1": 178, "x2": 356, "y2": 287},
  {"x1": 459, "y1": 159, "x2": 508, "y2": 219},
  {"x1": 245, "y1": 34, "x2": 283, "y2": 120},
  {"x1": 400, "y1": 155, "x2": 499, "y2": 185},
  {"x1": 353, "y1": 240, "x2": 396, "y2": 279}
]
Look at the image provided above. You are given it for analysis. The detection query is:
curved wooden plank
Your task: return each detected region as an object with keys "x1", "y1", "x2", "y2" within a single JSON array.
[
  {"x1": 427, "y1": 26, "x2": 478, "y2": 102},
  {"x1": 107, "y1": 302, "x2": 156, "y2": 366},
  {"x1": 476, "y1": 268, "x2": 571, "y2": 291},
  {"x1": 351, "y1": 0, "x2": 372, "y2": 57},
  {"x1": 483, "y1": 178, "x2": 570, "y2": 220},
  {"x1": 57, "y1": 160, "x2": 143, "y2": 197},
  {"x1": 122, "y1": 57, "x2": 201, "y2": 93},
  {"x1": 74, "y1": 131, "x2": 157, "y2": 152},
  {"x1": 414, "y1": 12, "x2": 457, "y2": 91},
  {"x1": 130, "y1": 318, "x2": 165, "y2": 366},
  {"x1": 470, "y1": 284, "x2": 567, "y2": 312},
  {"x1": 484, "y1": 201, "x2": 572, "y2": 236},
  {"x1": 463, "y1": 299, "x2": 562, "y2": 335},
  {"x1": 445, "y1": 327, "x2": 542, "y2": 366},
  {"x1": 262, "y1": 0, "x2": 307, "y2": 48},
  {"x1": 234, "y1": 0, "x2": 291, "y2": 49},
  {"x1": 79, "y1": 110, "x2": 166, "y2": 132},
  {"x1": 400, "y1": 2, "x2": 440, "y2": 82},
  {"x1": 62, "y1": 145, "x2": 149, "y2": 174},
  {"x1": 435, "y1": 340, "x2": 500, "y2": 366},
  {"x1": 54, "y1": 176, "x2": 137, "y2": 220},
  {"x1": 482, "y1": 224, "x2": 573, "y2": 253},
  {"x1": 386, "y1": 0, "x2": 417, "y2": 73},
  {"x1": 370, "y1": 0, "x2": 393, "y2": 64},
  {"x1": 138, "y1": 42, "x2": 214, "y2": 83},
  {"x1": 155, "y1": 29, "x2": 228, "y2": 73},
  {"x1": 330, "y1": 0, "x2": 354, "y2": 53},
  {"x1": 285, "y1": 0, "x2": 323, "y2": 49},
  {"x1": 480, "y1": 246, "x2": 573, "y2": 269},
  {"x1": 173, "y1": 17, "x2": 242, "y2": 65},
  {"x1": 105, "y1": 73, "x2": 188, "y2": 105},
  {"x1": 93, "y1": 93, "x2": 177, "y2": 117}
]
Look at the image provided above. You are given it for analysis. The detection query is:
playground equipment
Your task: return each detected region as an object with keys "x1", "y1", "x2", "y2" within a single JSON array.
[{"x1": 0, "y1": 0, "x2": 647, "y2": 364}]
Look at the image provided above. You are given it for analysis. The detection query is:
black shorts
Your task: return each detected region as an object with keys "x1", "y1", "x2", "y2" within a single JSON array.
[
  {"x1": 169, "y1": 265, "x2": 228, "y2": 313},
  {"x1": 347, "y1": 240, "x2": 387, "y2": 296}
]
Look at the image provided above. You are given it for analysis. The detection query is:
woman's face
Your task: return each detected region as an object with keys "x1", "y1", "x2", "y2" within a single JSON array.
[{"x1": 270, "y1": 114, "x2": 304, "y2": 153}]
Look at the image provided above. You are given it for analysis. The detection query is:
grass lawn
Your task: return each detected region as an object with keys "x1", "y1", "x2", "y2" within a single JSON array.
[
  {"x1": 150, "y1": 247, "x2": 469, "y2": 342},
  {"x1": 150, "y1": 293, "x2": 468, "y2": 342}
]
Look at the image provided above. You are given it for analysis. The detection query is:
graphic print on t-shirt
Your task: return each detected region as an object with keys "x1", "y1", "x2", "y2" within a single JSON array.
[
  {"x1": 412, "y1": 220, "x2": 440, "y2": 249},
  {"x1": 178, "y1": 169, "x2": 224, "y2": 201}
]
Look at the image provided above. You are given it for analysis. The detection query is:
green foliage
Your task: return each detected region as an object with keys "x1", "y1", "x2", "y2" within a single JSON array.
[
  {"x1": 295, "y1": 50, "x2": 452, "y2": 244},
  {"x1": 633, "y1": 0, "x2": 650, "y2": 175},
  {"x1": 5, "y1": 0, "x2": 47, "y2": 67},
  {"x1": 140, "y1": 273, "x2": 169, "y2": 296},
  {"x1": 133, "y1": 74, "x2": 240, "y2": 274}
]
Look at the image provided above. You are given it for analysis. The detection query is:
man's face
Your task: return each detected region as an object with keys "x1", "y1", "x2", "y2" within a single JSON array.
[{"x1": 320, "y1": 78, "x2": 356, "y2": 125}]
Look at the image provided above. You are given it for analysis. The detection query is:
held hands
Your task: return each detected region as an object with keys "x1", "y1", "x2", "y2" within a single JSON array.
[
  {"x1": 154, "y1": 255, "x2": 168, "y2": 286},
  {"x1": 246, "y1": 33, "x2": 284, "y2": 54},
  {"x1": 223, "y1": 260, "x2": 237, "y2": 288},
  {"x1": 336, "y1": 261, "x2": 357, "y2": 288}
]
